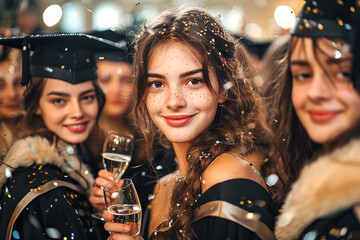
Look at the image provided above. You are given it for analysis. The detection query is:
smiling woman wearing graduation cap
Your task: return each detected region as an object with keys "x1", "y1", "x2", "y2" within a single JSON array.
[
  {"x1": 0, "y1": 33, "x2": 122, "y2": 240},
  {"x1": 268, "y1": 0, "x2": 360, "y2": 239}
]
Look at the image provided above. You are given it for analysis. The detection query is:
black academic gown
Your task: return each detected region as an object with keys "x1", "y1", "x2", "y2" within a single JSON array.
[
  {"x1": 150, "y1": 179, "x2": 277, "y2": 240},
  {"x1": 0, "y1": 136, "x2": 106, "y2": 240},
  {"x1": 275, "y1": 138, "x2": 360, "y2": 240}
]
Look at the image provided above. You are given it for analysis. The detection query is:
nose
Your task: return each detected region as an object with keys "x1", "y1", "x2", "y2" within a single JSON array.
[
  {"x1": 307, "y1": 70, "x2": 333, "y2": 102},
  {"x1": 166, "y1": 84, "x2": 186, "y2": 110},
  {"x1": 68, "y1": 100, "x2": 84, "y2": 119},
  {"x1": 5, "y1": 85, "x2": 18, "y2": 100}
]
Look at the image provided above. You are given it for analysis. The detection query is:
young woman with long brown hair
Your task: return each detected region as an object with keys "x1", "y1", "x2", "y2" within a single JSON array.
[
  {"x1": 268, "y1": 0, "x2": 360, "y2": 239},
  {"x1": 100, "y1": 7, "x2": 277, "y2": 240},
  {"x1": 0, "y1": 34, "x2": 120, "y2": 240}
]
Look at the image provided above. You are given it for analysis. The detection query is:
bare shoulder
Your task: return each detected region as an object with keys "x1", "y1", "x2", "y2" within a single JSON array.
[
  {"x1": 202, "y1": 153, "x2": 266, "y2": 193},
  {"x1": 152, "y1": 171, "x2": 177, "y2": 203},
  {"x1": 149, "y1": 171, "x2": 177, "y2": 236},
  {"x1": 153, "y1": 172, "x2": 175, "y2": 190}
]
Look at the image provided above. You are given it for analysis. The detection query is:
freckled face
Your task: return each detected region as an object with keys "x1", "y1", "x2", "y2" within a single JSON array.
[
  {"x1": 146, "y1": 42, "x2": 221, "y2": 143},
  {"x1": 291, "y1": 37, "x2": 360, "y2": 144}
]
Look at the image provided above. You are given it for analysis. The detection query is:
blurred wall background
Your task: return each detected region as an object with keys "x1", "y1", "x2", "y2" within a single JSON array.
[{"x1": 0, "y1": 0, "x2": 303, "y2": 41}]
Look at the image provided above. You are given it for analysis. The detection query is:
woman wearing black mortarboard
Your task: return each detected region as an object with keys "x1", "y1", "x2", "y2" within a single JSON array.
[
  {"x1": 269, "y1": 0, "x2": 360, "y2": 239},
  {"x1": 0, "y1": 33, "x2": 122, "y2": 240}
]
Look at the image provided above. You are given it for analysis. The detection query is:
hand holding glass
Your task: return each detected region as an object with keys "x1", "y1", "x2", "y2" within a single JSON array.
[
  {"x1": 103, "y1": 179, "x2": 142, "y2": 236},
  {"x1": 92, "y1": 131, "x2": 134, "y2": 220}
]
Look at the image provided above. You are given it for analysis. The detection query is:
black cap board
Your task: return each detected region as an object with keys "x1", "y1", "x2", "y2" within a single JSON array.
[
  {"x1": 0, "y1": 33, "x2": 125, "y2": 86},
  {"x1": 290, "y1": 0, "x2": 357, "y2": 40},
  {"x1": 89, "y1": 29, "x2": 134, "y2": 64}
]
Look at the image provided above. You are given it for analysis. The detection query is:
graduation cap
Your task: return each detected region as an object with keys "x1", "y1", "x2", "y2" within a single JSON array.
[
  {"x1": 232, "y1": 34, "x2": 272, "y2": 60},
  {"x1": 290, "y1": 0, "x2": 357, "y2": 40},
  {"x1": 0, "y1": 33, "x2": 125, "y2": 86},
  {"x1": 351, "y1": 2, "x2": 360, "y2": 89},
  {"x1": 89, "y1": 29, "x2": 134, "y2": 64}
]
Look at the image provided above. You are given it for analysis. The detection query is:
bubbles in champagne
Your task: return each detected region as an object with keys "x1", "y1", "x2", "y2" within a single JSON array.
[
  {"x1": 102, "y1": 153, "x2": 131, "y2": 179},
  {"x1": 108, "y1": 204, "x2": 142, "y2": 236}
]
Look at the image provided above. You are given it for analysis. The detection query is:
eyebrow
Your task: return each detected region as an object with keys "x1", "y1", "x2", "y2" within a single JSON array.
[
  {"x1": 147, "y1": 69, "x2": 203, "y2": 79},
  {"x1": 46, "y1": 89, "x2": 95, "y2": 97},
  {"x1": 290, "y1": 60, "x2": 310, "y2": 67},
  {"x1": 291, "y1": 57, "x2": 352, "y2": 67},
  {"x1": 326, "y1": 57, "x2": 352, "y2": 65}
]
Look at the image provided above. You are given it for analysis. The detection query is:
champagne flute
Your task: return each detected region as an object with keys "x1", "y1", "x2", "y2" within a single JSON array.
[
  {"x1": 102, "y1": 131, "x2": 134, "y2": 181},
  {"x1": 92, "y1": 130, "x2": 134, "y2": 220},
  {"x1": 103, "y1": 179, "x2": 142, "y2": 236}
]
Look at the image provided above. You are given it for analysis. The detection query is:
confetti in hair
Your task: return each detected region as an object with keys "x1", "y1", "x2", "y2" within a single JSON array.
[{"x1": 223, "y1": 81, "x2": 233, "y2": 90}]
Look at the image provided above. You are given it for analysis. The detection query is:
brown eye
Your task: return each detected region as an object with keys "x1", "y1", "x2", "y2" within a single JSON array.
[
  {"x1": 335, "y1": 72, "x2": 351, "y2": 81},
  {"x1": 187, "y1": 78, "x2": 203, "y2": 86},
  {"x1": 293, "y1": 73, "x2": 311, "y2": 81},
  {"x1": 13, "y1": 77, "x2": 21, "y2": 88},
  {"x1": 148, "y1": 81, "x2": 163, "y2": 88}
]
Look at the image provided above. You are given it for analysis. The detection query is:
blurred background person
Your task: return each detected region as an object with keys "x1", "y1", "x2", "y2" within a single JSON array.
[
  {"x1": 16, "y1": 7, "x2": 43, "y2": 35},
  {"x1": 0, "y1": 27, "x2": 24, "y2": 159},
  {"x1": 95, "y1": 30, "x2": 134, "y2": 140}
]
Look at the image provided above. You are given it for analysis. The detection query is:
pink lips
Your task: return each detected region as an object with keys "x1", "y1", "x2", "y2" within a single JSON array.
[
  {"x1": 5, "y1": 103, "x2": 21, "y2": 109},
  {"x1": 65, "y1": 122, "x2": 88, "y2": 133},
  {"x1": 164, "y1": 114, "x2": 195, "y2": 127},
  {"x1": 309, "y1": 111, "x2": 341, "y2": 123}
]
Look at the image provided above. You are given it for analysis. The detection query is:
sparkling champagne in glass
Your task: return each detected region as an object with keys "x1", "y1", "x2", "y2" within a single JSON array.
[
  {"x1": 92, "y1": 131, "x2": 134, "y2": 220},
  {"x1": 102, "y1": 131, "x2": 134, "y2": 181},
  {"x1": 103, "y1": 179, "x2": 142, "y2": 236}
]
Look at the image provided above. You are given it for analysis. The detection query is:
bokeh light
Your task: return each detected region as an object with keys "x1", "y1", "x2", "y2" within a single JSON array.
[
  {"x1": 92, "y1": 2, "x2": 123, "y2": 30},
  {"x1": 43, "y1": 4, "x2": 62, "y2": 27},
  {"x1": 244, "y1": 23, "x2": 262, "y2": 39},
  {"x1": 274, "y1": 5, "x2": 296, "y2": 29}
]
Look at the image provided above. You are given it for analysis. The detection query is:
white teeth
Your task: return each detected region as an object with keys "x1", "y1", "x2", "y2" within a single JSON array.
[{"x1": 67, "y1": 124, "x2": 85, "y2": 129}]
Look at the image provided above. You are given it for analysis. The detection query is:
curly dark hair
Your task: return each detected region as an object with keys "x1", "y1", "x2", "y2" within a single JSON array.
[{"x1": 132, "y1": 7, "x2": 273, "y2": 239}]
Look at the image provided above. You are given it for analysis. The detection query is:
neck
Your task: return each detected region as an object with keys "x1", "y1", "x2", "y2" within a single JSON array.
[
  {"x1": 1, "y1": 119, "x2": 18, "y2": 132},
  {"x1": 172, "y1": 142, "x2": 192, "y2": 176},
  {"x1": 99, "y1": 114, "x2": 132, "y2": 136},
  {"x1": 242, "y1": 151, "x2": 265, "y2": 171}
]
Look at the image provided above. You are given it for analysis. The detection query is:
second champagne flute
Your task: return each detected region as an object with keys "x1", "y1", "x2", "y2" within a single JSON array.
[
  {"x1": 103, "y1": 179, "x2": 142, "y2": 236},
  {"x1": 102, "y1": 130, "x2": 134, "y2": 181}
]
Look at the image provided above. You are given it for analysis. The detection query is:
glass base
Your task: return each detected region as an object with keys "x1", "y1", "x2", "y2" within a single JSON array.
[{"x1": 91, "y1": 210, "x2": 105, "y2": 221}]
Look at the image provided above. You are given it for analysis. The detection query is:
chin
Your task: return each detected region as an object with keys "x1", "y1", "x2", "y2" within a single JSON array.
[
  {"x1": 307, "y1": 132, "x2": 339, "y2": 145},
  {"x1": 104, "y1": 109, "x2": 127, "y2": 117},
  {"x1": 61, "y1": 135, "x2": 89, "y2": 144},
  {"x1": 1, "y1": 111, "x2": 21, "y2": 119}
]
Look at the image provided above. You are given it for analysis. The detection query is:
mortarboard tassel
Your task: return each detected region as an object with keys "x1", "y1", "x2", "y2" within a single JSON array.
[{"x1": 21, "y1": 37, "x2": 31, "y2": 86}]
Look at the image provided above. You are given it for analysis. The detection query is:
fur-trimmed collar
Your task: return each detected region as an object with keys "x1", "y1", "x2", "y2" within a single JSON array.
[
  {"x1": 0, "y1": 136, "x2": 94, "y2": 193},
  {"x1": 275, "y1": 138, "x2": 360, "y2": 240}
]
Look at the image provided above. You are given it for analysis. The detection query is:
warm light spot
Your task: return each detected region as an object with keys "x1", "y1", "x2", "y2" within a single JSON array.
[
  {"x1": 43, "y1": 5, "x2": 62, "y2": 27},
  {"x1": 274, "y1": 5, "x2": 296, "y2": 29}
]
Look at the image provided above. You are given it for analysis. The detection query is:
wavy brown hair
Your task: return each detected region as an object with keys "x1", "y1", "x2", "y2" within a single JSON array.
[{"x1": 132, "y1": 7, "x2": 273, "y2": 239}]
